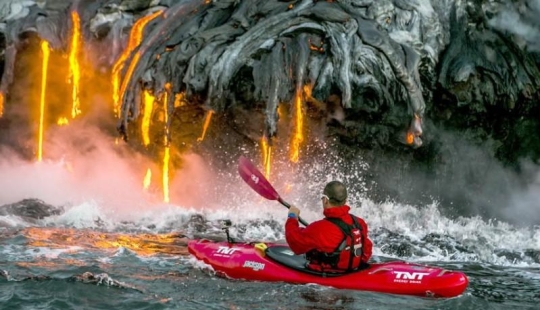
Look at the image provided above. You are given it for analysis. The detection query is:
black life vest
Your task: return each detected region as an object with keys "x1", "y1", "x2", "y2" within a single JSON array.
[{"x1": 306, "y1": 215, "x2": 364, "y2": 272}]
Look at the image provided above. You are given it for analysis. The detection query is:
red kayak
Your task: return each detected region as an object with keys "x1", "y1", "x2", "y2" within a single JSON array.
[{"x1": 188, "y1": 239, "x2": 468, "y2": 298}]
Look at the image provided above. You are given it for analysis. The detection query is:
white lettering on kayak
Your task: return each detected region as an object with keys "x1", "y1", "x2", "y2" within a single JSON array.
[
  {"x1": 250, "y1": 174, "x2": 259, "y2": 184},
  {"x1": 243, "y1": 260, "x2": 265, "y2": 271},
  {"x1": 394, "y1": 279, "x2": 422, "y2": 284},
  {"x1": 393, "y1": 271, "x2": 430, "y2": 283},
  {"x1": 214, "y1": 246, "x2": 239, "y2": 257}
]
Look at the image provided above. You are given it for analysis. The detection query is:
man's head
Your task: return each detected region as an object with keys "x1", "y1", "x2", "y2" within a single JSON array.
[{"x1": 321, "y1": 181, "x2": 348, "y2": 208}]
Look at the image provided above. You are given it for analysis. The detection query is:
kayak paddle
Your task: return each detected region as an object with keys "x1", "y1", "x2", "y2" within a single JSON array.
[{"x1": 238, "y1": 156, "x2": 309, "y2": 226}]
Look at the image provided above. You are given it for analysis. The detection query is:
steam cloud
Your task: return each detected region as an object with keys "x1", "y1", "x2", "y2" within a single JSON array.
[
  {"x1": 489, "y1": 0, "x2": 540, "y2": 51},
  {"x1": 0, "y1": 122, "x2": 154, "y2": 220}
]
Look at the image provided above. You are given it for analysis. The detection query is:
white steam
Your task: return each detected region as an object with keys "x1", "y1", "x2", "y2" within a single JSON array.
[
  {"x1": 0, "y1": 122, "x2": 165, "y2": 220},
  {"x1": 488, "y1": 0, "x2": 540, "y2": 51},
  {"x1": 504, "y1": 169, "x2": 540, "y2": 226}
]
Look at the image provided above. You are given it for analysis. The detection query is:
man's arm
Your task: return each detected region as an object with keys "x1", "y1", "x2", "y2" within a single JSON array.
[
  {"x1": 358, "y1": 217, "x2": 373, "y2": 262},
  {"x1": 285, "y1": 216, "x2": 321, "y2": 255}
]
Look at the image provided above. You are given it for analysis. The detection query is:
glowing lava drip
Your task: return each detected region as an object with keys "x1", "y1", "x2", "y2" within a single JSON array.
[
  {"x1": 261, "y1": 136, "x2": 272, "y2": 179},
  {"x1": 406, "y1": 113, "x2": 423, "y2": 146},
  {"x1": 69, "y1": 11, "x2": 82, "y2": 119},
  {"x1": 141, "y1": 90, "x2": 155, "y2": 147},
  {"x1": 113, "y1": 10, "x2": 163, "y2": 117},
  {"x1": 110, "y1": 10, "x2": 168, "y2": 201},
  {"x1": 290, "y1": 87, "x2": 304, "y2": 163},
  {"x1": 143, "y1": 168, "x2": 152, "y2": 192},
  {"x1": 406, "y1": 131, "x2": 414, "y2": 145},
  {"x1": 197, "y1": 110, "x2": 214, "y2": 142},
  {"x1": 57, "y1": 117, "x2": 69, "y2": 126},
  {"x1": 162, "y1": 84, "x2": 172, "y2": 203},
  {"x1": 37, "y1": 41, "x2": 51, "y2": 162},
  {"x1": 163, "y1": 147, "x2": 170, "y2": 203},
  {"x1": 0, "y1": 92, "x2": 4, "y2": 117},
  {"x1": 174, "y1": 93, "x2": 184, "y2": 108}
]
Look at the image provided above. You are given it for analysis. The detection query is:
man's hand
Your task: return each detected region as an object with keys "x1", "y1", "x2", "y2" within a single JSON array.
[{"x1": 288, "y1": 206, "x2": 300, "y2": 217}]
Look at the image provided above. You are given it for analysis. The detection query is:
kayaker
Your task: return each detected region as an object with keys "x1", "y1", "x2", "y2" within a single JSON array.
[{"x1": 285, "y1": 181, "x2": 373, "y2": 273}]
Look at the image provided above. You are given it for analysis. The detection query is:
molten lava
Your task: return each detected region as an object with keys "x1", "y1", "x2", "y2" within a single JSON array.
[
  {"x1": 112, "y1": 10, "x2": 163, "y2": 117},
  {"x1": 0, "y1": 92, "x2": 4, "y2": 117},
  {"x1": 119, "y1": 53, "x2": 141, "y2": 113},
  {"x1": 406, "y1": 131, "x2": 414, "y2": 145},
  {"x1": 69, "y1": 11, "x2": 82, "y2": 119},
  {"x1": 261, "y1": 136, "x2": 272, "y2": 179},
  {"x1": 57, "y1": 117, "x2": 69, "y2": 126},
  {"x1": 163, "y1": 147, "x2": 170, "y2": 203},
  {"x1": 174, "y1": 93, "x2": 185, "y2": 108},
  {"x1": 37, "y1": 41, "x2": 50, "y2": 162},
  {"x1": 142, "y1": 90, "x2": 155, "y2": 147},
  {"x1": 162, "y1": 87, "x2": 171, "y2": 203},
  {"x1": 290, "y1": 87, "x2": 304, "y2": 163},
  {"x1": 143, "y1": 168, "x2": 152, "y2": 191},
  {"x1": 197, "y1": 110, "x2": 214, "y2": 142}
]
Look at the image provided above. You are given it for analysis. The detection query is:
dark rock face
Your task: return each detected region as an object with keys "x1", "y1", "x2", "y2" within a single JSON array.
[
  {"x1": 0, "y1": 199, "x2": 62, "y2": 220},
  {"x1": 112, "y1": 0, "x2": 430, "y2": 148},
  {"x1": 0, "y1": 0, "x2": 539, "y2": 223},
  {"x1": 434, "y1": 0, "x2": 540, "y2": 164}
]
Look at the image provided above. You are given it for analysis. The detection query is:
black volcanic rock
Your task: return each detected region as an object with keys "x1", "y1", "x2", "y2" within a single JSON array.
[
  {"x1": 0, "y1": 199, "x2": 63, "y2": 219},
  {"x1": 0, "y1": 0, "x2": 538, "y2": 154}
]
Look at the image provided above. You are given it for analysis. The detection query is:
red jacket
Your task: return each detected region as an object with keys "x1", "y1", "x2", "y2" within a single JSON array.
[{"x1": 285, "y1": 205, "x2": 373, "y2": 266}]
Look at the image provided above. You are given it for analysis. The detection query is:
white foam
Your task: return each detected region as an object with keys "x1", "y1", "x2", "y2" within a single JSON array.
[
  {"x1": 358, "y1": 198, "x2": 540, "y2": 265},
  {"x1": 0, "y1": 215, "x2": 31, "y2": 228},
  {"x1": 185, "y1": 256, "x2": 215, "y2": 273},
  {"x1": 43, "y1": 200, "x2": 108, "y2": 229}
]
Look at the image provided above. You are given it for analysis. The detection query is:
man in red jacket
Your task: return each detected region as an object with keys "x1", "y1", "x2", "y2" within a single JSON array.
[{"x1": 285, "y1": 181, "x2": 373, "y2": 273}]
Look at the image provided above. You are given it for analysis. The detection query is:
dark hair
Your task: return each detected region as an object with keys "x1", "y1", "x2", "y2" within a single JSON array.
[{"x1": 323, "y1": 181, "x2": 347, "y2": 206}]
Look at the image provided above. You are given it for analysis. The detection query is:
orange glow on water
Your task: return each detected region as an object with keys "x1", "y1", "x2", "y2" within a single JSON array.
[
  {"x1": 141, "y1": 90, "x2": 155, "y2": 146},
  {"x1": 24, "y1": 227, "x2": 188, "y2": 256},
  {"x1": 143, "y1": 168, "x2": 152, "y2": 191},
  {"x1": 112, "y1": 10, "x2": 163, "y2": 117},
  {"x1": 290, "y1": 88, "x2": 304, "y2": 163},
  {"x1": 197, "y1": 110, "x2": 214, "y2": 142},
  {"x1": 69, "y1": 11, "x2": 82, "y2": 118},
  {"x1": 37, "y1": 41, "x2": 50, "y2": 162},
  {"x1": 261, "y1": 136, "x2": 272, "y2": 179}
]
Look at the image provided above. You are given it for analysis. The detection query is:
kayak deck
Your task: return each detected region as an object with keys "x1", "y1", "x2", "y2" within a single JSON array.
[
  {"x1": 265, "y1": 245, "x2": 370, "y2": 276},
  {"x1": 188, "y1": 239, "x2": 468, "y2": 298}
]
